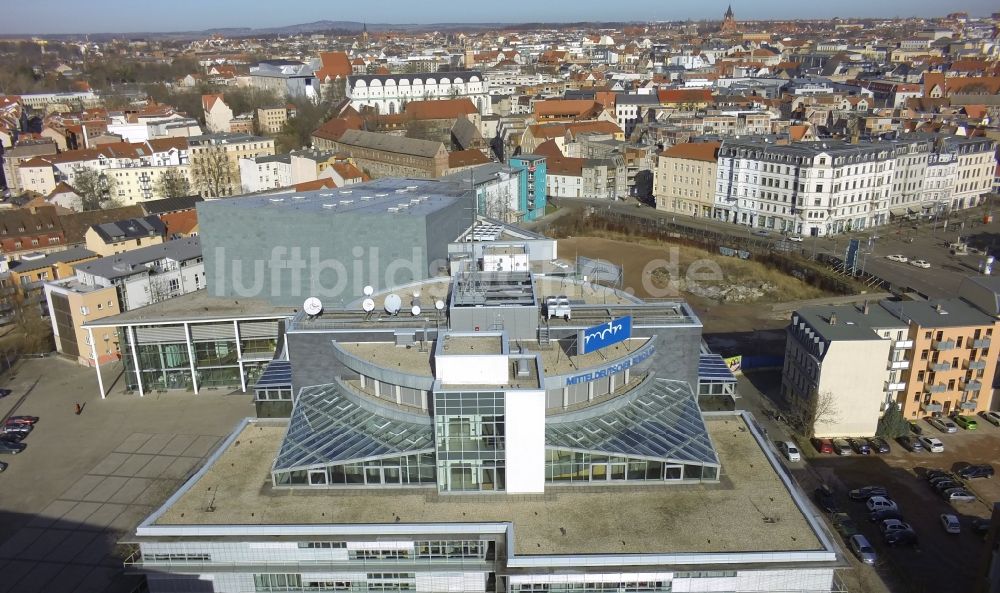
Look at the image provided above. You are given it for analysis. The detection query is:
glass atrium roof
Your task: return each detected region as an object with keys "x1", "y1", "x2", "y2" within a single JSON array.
[
  {"x1": 254, "y1": 360, "x2": 292, "y2": 389},
  {"x1": 546, "y1": 379, "x2": 720, "y2": 466},
  {"x1": 698, "y1": 354, "x2": 738, "y2": 383},
  {"x1": 273, "y1": 381, "x2": 434, "y2": 472}
]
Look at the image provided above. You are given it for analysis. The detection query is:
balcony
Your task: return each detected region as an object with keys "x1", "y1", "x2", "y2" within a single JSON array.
[
  {"x1": 966, "y1": 360, "x2": 987, "y2": 370},
  {"x1": 962, "y1": 381, "x2": 983, "y2": 393},
  {"x1": 960, "y1": 400, "x2": 979, "y2": 411},
  {"x1": 933, "y1": 340, "x2": 956, "y2": 351},
  {"x1": 922, "y1": 401, "x2": 944, "y2": 413},
  {"x1": 926, "y1": 383, "x2": 948, "y2": 394},
  {"x1": 973, "y1": 338, "x2": 992, "y2": 349},
  {"x1": 885, "y1": 381, "x2": 907, "y2": 392},
  {"x1": 888, "y1": 360, "x2": 910, "y2": 370},
  {"x1": 894, "y1": 339, "x2": 914, "y2": 349},
  {"x1": 929, "y1": 362, "x2": 952, "y2": 372}
]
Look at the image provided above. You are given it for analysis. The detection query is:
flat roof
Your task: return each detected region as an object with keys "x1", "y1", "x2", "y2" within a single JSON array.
[
  {"x1": 795, "y1": 301, "x2": 906, "y2": 341},
  {"x1": 882, "y1": 297, "x2": 996, "y2": 329},
  {"x1": 151, "y1": 414, "x2": 823, "y2": 556},
  {"x1": 75, "y1": 237, "x2": 201, "y2": 281},
  {"x1": 205, "y1": 178, "x2": 472, "y2": 218},
  {"x1": 83, "y1": 289, "x2": 293, "y2": 327}
]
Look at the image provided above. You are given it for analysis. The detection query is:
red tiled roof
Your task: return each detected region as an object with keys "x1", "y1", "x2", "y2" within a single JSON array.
[
  {"x1": 404, "y1": 98, "x2": 478, "y2": 120},
  {"x1": 659, "y1": 141, "x2": 720, "y2": 162},
  {"x1": 317, "y1": 51, "x2": 352, "y2": 80},
  {"x1": 448, "y1": 149, "x2": 491, "y2": 168}
]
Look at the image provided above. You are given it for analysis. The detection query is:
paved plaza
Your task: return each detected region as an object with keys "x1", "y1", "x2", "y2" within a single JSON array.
[{"x1": 0, "y1": 357, "x2": 254, "y2": 593}]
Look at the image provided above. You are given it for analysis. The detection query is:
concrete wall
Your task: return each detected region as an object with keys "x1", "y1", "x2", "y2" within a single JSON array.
[
  {"x1": 505, "y1": 389, "x2": 546, "y2": 493},
  {"x1": 813, "y1": 339, "x2": 891, "y2": 438}
]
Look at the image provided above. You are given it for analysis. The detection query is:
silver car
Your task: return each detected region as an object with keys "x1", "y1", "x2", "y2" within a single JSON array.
[
  {"x1": 849, "y1": 534, "x2": 877, "y2": 565},
  {"x1": 927, "y1": 417, "x2": 958, "y2": 434}
]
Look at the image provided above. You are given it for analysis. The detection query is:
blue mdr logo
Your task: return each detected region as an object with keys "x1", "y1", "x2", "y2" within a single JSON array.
[{"x1": 579, "y1": 316, "x2": 632, "y2": 355}]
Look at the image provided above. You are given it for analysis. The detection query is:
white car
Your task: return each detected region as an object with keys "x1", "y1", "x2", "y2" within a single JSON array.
[
  {"x1": 788, "y1": 235, "x2": 804, "y2": 242},
  {"x1": 920, "y1": 436, "x2": 945, "y2": 453},
  {"x1": 910, "y1": 259, "x2": 931, "y2": 269},
  {"x1": 980, "y1": 411, "x2": 1000, "y2": 427},
  {"x1": 940, "y1": 513, "x2": 961, "y2": 534},
  {"x1": 779, "y1": 441, "x2": 801, "y2": 462},
  {"x1": 886, "y1": 254, "x2": 908, "y2": 263},
  {"x1": 866, "y1": 496, "x2": 899, "y2": 513}
]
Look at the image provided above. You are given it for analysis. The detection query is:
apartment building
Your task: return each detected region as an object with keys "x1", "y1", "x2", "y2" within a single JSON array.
[
  {"x1": 249, "y1": 61, "x2": 320, "y2": 102},
  {"x1": 782, "y1": 303, "x2": 905, "y2": 437},
  {"x1": 1, "y1": 140, "x2": 58, "y2": 194},
  {"x1": 6, "y1": 247, "x2": 98, "y2": 314},
  {"x1": 44, "y1": 237, "x2": 206, "y2": 367},
  {"x1": 188, "y1": 134, "x2": 275, "y2": 197},
  {"x1": 0, "y1": 205, "x2": 66, "y2": 260},
  {"x1": 947, "y1": 136, "x2": 996, "y2": 211},
  {"x1": 346, "y1": 71, "x2": 491, "y2": 116},
  {"x1": 655, "y1": 141, "x2": 719, "y2": 217},
  {"x1": 238, "y1": 154, "x2": 292, "y2": 193},
  {"x1": 255, "y1": 106, "x2": 290, "y2": 135},
  {"x1": 202, "y1": 94, "x2": 234, "y2": 134},
  {"x1": 84, "y1": 216, "x2": 166, "y2": 257},
  {"x1": 322, "y1": 130, "x2": 449, "y2": 179}
]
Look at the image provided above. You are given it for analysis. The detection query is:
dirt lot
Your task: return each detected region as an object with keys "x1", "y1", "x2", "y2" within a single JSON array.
[
  {"x1": 803, "y1": 422, "x2": 1000, "y2": 593},
  {"x1": 558, "y1": 235, "x2": 824, "y2": 334}
]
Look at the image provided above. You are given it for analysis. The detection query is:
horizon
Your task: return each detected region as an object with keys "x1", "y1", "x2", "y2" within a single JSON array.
[{"x1": 2, "y1": 0, "x2": 996, "y2": 36}]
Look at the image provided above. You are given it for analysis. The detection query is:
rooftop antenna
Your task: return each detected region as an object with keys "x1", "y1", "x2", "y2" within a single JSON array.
[
  {"x1": 302, "y1": 296, "x2": 323, "y2": 318},
  {"x1": 384, "y1": 293, "x2": 402, "y2": 316}
]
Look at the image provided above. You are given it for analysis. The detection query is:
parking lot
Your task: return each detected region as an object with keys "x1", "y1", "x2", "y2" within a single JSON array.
[
  {"x1": 0, "y1": 357, "x2": 254, "y2": 593},
  {"x1": 800, "y1": 420, "x2": 1000, "y2": 593}
]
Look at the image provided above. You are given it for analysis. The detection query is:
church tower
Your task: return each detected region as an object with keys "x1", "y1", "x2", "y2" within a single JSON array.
[{"x1": 720, "y1": 5, "x2": 738, "y2": 34}]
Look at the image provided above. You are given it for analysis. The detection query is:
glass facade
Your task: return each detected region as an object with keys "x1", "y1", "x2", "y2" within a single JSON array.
[
  {"x1": 274, "y1": 453, "x2": 437, "y2": 487},
  {"x1": 433, "y1": 391, "x2": 506, "y2": 492}
]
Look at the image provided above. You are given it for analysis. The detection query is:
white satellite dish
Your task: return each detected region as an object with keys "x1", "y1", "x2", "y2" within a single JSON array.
[
  {"x1": 412, "y1": 290, "x2": 421, "y2": 299},
  {"x1": 384, "y1": 293, "x2": 402, "y2": 315},
  {"x1": 362, "y1": 298, "x2": 375, "y2": 313},
  {"x1": 303, "y1": 297, "x2": 323, "y2": 316},
  {"x1": 435, "y1": 299, "x2": 445, "y2": 311},
  {"x1": 411, "y1": 305, "x2": 421, "y2": 316},
  {"x1": 363, "y1": 285, "x2": 374, "y2": 296}
]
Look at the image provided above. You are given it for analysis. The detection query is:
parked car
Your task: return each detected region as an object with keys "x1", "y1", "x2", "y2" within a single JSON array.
[
  {"x1": 870, "y1": 508, "x2": 904, "y2": 523},
  {"x1": 753, "y1": 229, "x2": 770, "y2": 237},
  {"x1": 920, "y1": 436, "x2": 945, "y2": 452},
  {"x1": 0, "y1": 441, "x2": 25, "y2": 454},
  {"x1": 910, "y1": 259, "x2": 931, "y2": 269},
  {"x1": 866, "y1": 496, "x2": 898, "y2": 513},
  {"x1": 934, "y1": 480, "x2": 964, "y2": 493},
  {"x1": 4, "y1": 416, "x2": 39, "y2": 426},
  {"x1": 899, "y1": 435, "x2": 924, "y2": 452},
  {"x1": 927, "y1": 417, "x2": 958, "y2": 434},
  {"x1": 0, "y1": 460, "x2": 7, "y2": 472},
  {"x1": 848, "y1": 534, "x2": 877, "y2": 565},
  {"x1": 972, "y1": 518, "x2": 991, "y2": 536},
  {"x1": 789, "y1": 235, "x2": 804, "y2": 242},
  {"x1": 833, "y1": 438, "x2": 853, "y2": 455},
  {"x1": 0, "y1": 424, "x2": 31, "y2": 435},
  {"x1": 886, "y1": 254, "x2": 908, "y2": 263},
  {"x1": 953, "y1": 415, "x2": 978, "y2": 430},
  {"x1": 832, "y1": 513, "x2": 860, "y2": 537},
  {"x1": 811, "y1": 438, "x2": 835, "y2": 454},
  {"x1": 980, "y1": 411, "x2": 1000, "y2": 426},
  {"x1": 880, "y1": 519, "x2": 913, "y2": 536},
  {"x1": 926, "y1": 469, "x2": 951, "y2": 481},
  {"x1": 0, "y1": 432, "x2": 26, "y2": 443},
  {"x1": 814, "y1": 485, "x2": 839, "y2": 513},
  {"x1": 958, "y1": 464, "x2": 995, "y2": 480},
  {"x1": 0, "y1": 388, "x2": 11, "y2": 399},
  {"x1": 848, "y1": 438, "x2": 871, "y2": 455},
  {"x1": 908, "y1": 421, "x2": 924, "y2": 435},
  {"x1": 869, "y1": 437, "x2": 891, "y2": 454},
  {"x1": 779, "y1": 441, "x2": 801, "y2": 462},
  {"x1": 850, "y1": 486, "x2": 889, "y2": 501},
  {"x1": 929, "y1": 473, "x2": 959, "y2": 486},
  {"x1": 941, "y1": 514, "x2": 961, "y2": 534},
  {"x1": 942, "y1": 488, "x2": 977, "y2": 503},
  {"x1": 884, "y1": 529, "x2": 918, "y2": 547}
]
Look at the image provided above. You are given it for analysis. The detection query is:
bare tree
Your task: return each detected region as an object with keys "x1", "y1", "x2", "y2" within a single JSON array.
[
  {"x1": 191, "y1": 149, "x2": 235, "y2": 197},
  {"x1": 798, "y1": 390, "x2": 840, "y2": 437},
  {"x1": 73, "y1": 166, "x2": 118, "y2": 211},
  {"x1": 155, "y1": 167, "x2": 192, "y2": 198}
]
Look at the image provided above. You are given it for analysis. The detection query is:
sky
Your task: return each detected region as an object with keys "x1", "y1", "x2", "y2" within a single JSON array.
[{"x1": 2, "y1": 0, "x2": 996, "y2": 35}]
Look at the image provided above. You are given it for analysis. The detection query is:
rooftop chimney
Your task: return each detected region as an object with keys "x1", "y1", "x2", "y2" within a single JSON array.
[{"x1": 863, "y1": 300, "x2": 870, "y2": 315}]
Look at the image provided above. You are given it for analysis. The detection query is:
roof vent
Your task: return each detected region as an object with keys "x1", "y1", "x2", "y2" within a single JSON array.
[
  {"x1": 340, "y1": 199, "x2": 354, "y2": 205},
  {"x1": 291, "y1": 195, "x2": 305, "y2": 200},
  {"x1": 322, "y1": 203, "x2": 336, "y2": 209},
  {"x1": 339, "y1": 190, "x2": 353, "y2": 195},
  {"x1": 387, "y1": 207, "x2": 399, "y2": 213},
  {"x1": 828, "y1": 313, "x2": 837, "y2": 325},
  {"x1": 269, "y1": 198, "x2": 285, "y2": 203},
  {"x1": 375, "y1": 193, "x2": 389, "y2": 197}
]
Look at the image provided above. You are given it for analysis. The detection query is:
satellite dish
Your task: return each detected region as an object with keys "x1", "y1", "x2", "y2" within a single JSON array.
[
  {"x1": 435, "y1": 299, "x2": 445, "y2": 311},
  {"x1": 303, "y1": 297, "x2": 323, "y2": 316},
  {"x1": 362, "y1": 298, "x2": 375, "y2": 313},
  {"x1": 363, "y1": 285, "x2": 374, "y2": 296},
  {"x1": 411, "y1": 305, "x2": 421, "y2": 316},
  {"x1": 384, "y1": 293, "x2": 402, "y2": 315},
  {"x1": 412, "y1": 290, "x2": 421, "y2": 299}
]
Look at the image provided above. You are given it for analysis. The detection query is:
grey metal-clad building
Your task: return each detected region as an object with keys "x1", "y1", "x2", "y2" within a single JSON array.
[{"x1": 198, "y1": 179, "x2": 475, "y2": 307}]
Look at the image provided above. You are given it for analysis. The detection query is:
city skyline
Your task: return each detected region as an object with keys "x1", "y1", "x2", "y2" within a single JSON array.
[{"x1": 2, "y1": 0, "x2": 997, "y2": 35}]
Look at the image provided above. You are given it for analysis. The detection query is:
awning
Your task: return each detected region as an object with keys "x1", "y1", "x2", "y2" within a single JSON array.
[{"x1": 889, "y1": 207, "x2": 908, "y2": 217}]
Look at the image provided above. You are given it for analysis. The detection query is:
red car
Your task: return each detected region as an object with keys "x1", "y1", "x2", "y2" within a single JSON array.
[
  {"x1": 812, "y1": 437, "x2": 835, "y2": 454},
  {"x1": 4, "y1": 416, "x2": 38, "y2": 427}
]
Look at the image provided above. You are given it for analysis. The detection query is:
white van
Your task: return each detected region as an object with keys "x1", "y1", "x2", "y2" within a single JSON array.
[{"x1": 780, "y1": 441, "x2": 801, "y2": 462}]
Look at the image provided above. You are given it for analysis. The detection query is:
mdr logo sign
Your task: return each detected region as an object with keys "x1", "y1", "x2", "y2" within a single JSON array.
[{"x1": 578, "y1": 316, "x2": 632, "y2": 355}]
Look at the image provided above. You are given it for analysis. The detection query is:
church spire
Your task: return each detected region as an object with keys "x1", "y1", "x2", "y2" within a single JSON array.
[{"x1": 725, "y1": 4, "x2": 734, "y2": 19}]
